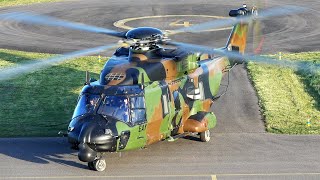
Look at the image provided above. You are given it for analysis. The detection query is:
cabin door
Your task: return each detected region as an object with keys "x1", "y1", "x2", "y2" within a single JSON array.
[
  {"x1": 130, "y1": 96, "x2": 147, "y2": 147},
  {"x1": 171, "y1": 90, "x2": 183, "y2": 135}
]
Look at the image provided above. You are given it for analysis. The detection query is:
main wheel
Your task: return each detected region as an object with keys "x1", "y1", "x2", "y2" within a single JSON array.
[
  {"x1": 89, "y1": 159, "x2": 106, "y2": 172},
  {"x1": 199, "y1": 130, "x2": 210, "y2": 142}
]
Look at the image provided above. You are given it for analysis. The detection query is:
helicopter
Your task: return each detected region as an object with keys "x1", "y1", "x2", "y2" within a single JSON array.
[{"x1": 0, "y1": 4, "x2": 312, "y2": 172}]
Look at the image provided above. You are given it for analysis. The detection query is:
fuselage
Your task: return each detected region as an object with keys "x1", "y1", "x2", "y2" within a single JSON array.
[
  {"x1": 68, "y1": 47, "x2": 230, "y2": 162},
  {"x1": 65, "y1": 4, "x2": 252, "y2": 170}
]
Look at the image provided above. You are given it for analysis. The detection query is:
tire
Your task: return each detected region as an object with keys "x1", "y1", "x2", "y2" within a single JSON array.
[
  {"x1": 200, "y1": 130, "x2": 210, "y2": 142},
  {"x1": 92, "y1": 159, "x2": 106, "y2": 172}
]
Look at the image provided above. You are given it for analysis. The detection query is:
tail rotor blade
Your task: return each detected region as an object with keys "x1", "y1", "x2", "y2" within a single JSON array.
[
  {"x1": 0, "y1": 12, "x2": 126, "y2": 38},
  {"x1": 0, "y1": 44, "x2": 118, "y2": 81}
]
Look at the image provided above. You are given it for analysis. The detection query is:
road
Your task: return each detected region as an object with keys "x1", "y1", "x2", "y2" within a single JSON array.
[{"x1": 0, "y1": 0, "x2": 319, "y2": 179}]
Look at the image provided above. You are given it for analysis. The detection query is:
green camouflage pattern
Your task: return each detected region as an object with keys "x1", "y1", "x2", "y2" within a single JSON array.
[
  {"x1": 98, "y1": 21, "x2": 248, "y2": 151},
  {"x1": 68, "y1": 20, "x2": 250, "y2": 154}
]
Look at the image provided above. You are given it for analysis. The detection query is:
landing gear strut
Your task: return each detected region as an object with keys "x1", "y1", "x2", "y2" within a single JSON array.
[{"x1": 88, "y1": 158, "x2": 106, "y2": 171}]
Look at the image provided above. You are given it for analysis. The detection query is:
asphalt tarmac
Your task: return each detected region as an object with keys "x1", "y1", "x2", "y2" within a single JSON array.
[
  {"x1": 0, "y1": 0, "x2": 319, "y2": 179},
  {"x1": 1, "y1": 134, "x2": 320, "y2": 180}
]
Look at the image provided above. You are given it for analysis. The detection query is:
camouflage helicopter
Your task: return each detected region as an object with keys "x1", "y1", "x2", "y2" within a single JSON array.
[{"x1": 0, "y1": 4, "x2": 310, "y2": 171}]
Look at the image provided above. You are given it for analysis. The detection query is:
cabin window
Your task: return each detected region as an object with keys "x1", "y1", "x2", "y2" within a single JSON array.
[
  {"x1": 130, "y1": 96, "x2": 145, "y2": 109},
  {"x1": 199, "y1": 82, "x2": 205, "y2": 100},
  {"x1": 130, "y1": 96, "x2": 146, "y2": 125},
  {"x1": 131, "y1": 109, "x2": 146, "y2": 124},
  {"x1": 162, "y1": 94, "x2": 169, "y2": 114}
]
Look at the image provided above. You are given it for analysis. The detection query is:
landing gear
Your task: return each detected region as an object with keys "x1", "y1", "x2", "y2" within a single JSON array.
[
  {"x1": 199, "y1": 130, "x2": 210, "y2": 142},
  {"x1": 88, "y1": 158, "x2": 106, "y2": 172}
]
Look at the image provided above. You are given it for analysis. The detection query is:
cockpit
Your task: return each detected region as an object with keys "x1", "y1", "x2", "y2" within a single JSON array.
[
  {"x1": 72, "y1": 94, "x2": 100, "y2": 119},
  {"x1": 97, "y1": 96, "x2": 145, "y2": 124},
  {"x1": 97, "y1": 96, "x2": 130, "y2": 122},
  {"x1": 72, "y1": 85, "x2": 146, "y2": 125}
]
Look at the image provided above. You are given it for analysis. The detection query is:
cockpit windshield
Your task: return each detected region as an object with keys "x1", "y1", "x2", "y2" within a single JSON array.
[
  {"x1": 97, "y1": 96, "x2": 130, "y2": 123},
  {"x1": 72, "y1": 94, "x2": 100, "y2": 119},
  {"x1": 72, "y1": 92, "x2": 146, "y2": 124}
]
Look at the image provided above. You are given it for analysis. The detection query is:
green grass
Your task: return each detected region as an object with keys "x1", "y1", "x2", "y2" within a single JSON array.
[
  {"x1": 0, "y1": 0, "x2": 62, "y2": 8},
  {"x1": 247, "y1": 52, "x2": 320, "y2": 134},
  {"x1": 0, "y1": 49, "x2": 107, "y2": 137}
]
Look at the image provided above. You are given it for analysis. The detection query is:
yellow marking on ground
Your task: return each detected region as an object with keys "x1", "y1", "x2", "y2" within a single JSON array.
[
  {"x1": 113, "y1": 15, "x2": 232, "y2": 33},
  {"x1": 211, "y1": 174, "x2": 217, "y2": 180},
  {"x1": 169, "y1": 20, "x2": 193, "y2": 27},
  {"x1": 3, "y1": 173, "x2": 320, "y2": 179}
]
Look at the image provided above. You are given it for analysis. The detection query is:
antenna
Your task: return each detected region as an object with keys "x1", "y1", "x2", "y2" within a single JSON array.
[
  {"x1": 141, "y1": 73, "x2": 145, "y2": 89},
  {"x1": 85, "y1": 71, "x2": 90, "y2": 85}
]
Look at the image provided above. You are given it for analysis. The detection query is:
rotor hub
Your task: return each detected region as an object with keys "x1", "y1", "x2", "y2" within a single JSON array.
[{"x1": 120, "y1": 27, "x2": 170, "y2": 52}]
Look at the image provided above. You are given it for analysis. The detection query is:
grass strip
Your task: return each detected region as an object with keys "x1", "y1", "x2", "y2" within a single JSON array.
[
  {"x1": 247, "y1": 52, "x2": 320, "y2": 134},
  {"x1": 0, "y1": 0, "x2": 63, "y2": 8}
]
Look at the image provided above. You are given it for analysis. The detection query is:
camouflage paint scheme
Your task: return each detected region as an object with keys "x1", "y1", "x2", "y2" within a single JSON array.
[{"x1": 68, "y1": 20, "x2": 249, "y2": 159}]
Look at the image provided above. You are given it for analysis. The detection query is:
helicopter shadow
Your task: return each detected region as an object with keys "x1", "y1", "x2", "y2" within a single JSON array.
[
  {"x1": 0, "y1": 51, "x2": 38, "y2": 64},
  {"x1": 0, "y1": 137, "x2": 88, "y2": 170}
]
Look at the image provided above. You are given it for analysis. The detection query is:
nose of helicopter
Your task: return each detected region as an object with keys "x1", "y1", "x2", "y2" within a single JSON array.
[
  {"x1": 78, "y1": 143, "x2": 97, "y2": 162},
  {"x1": 68, "y1": 114, "x2": 117, "y2": 162},
  {"x1": 77, "y1": 134, "x2": 116, "y2": 162}
]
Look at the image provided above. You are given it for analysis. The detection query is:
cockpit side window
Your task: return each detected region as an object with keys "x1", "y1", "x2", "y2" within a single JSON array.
[
  {"x1": 130, "y1": 96, "x2": 146, "y2": 125},
  {"x1": 97, "y1": 96, "x2": 130, "y2": 123},
  {"x1": 72, "y1": 94, "x2": 100, "y2": 119},
  {"x1": 130, "y1": 96, "x2": 145, "y2": 109}
]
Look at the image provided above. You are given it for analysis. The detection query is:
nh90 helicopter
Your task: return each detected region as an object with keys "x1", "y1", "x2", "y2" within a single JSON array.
[{"x1": 0, "y1": 4, "x2": 312, "y2": 171}]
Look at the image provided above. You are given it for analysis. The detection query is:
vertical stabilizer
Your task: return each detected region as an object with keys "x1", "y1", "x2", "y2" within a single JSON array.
[
  {"x1": 226, "y1": 23, "x2": 249, "y2": 54},
  {"x1": 226, "y1": 5, "x2": 255, "y2": 54}
]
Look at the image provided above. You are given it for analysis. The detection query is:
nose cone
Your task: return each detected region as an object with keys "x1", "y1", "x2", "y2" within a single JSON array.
[
  {"x1": 78, "y1": 143, "x2": 97, "y2": 162},
  {"x1": 77, "y1": 115, "x2": 112, "y2": 144},
  {"x1": 68, "y1": 114, "x2": 106, "y2": 144},
  {"x1": 68, "y1": 114, "x2": 118, "y2": 162},
  {"x1": 67, "y1": 115, "x2": 88, "y2": 146}
]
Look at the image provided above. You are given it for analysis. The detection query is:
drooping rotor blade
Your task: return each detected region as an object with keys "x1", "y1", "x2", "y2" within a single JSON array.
[
  {"x1": 0, "y1": 44, "x2": 118, "y2": 81},
  {"x1": 168, "y1": 41, "x2": 319, "y2": 74},
  {"x1": 171, "y1": 5, "x2": 306, "y2": 34},
  {"x1": 251, "y1": 18, "x2": 264, "y2": 54},
  {"x1": 251, "y1": 0, "x2": 266, "y2": 54},
  {"x1": 0, "y1": 12, "x2": 126, "y2": 38}
]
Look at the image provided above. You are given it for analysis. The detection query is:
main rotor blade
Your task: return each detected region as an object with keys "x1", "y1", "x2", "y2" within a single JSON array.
[
  {"x1": 168, "y1": 41, "x2": 319, "y2": 74},
  {"x1": 0, "y1": 44, "x2": 117, "y2": 81},
  {"x1": 0, "y1": 12, "x2": 126, "y2": 38},
  {"x1": 171, "y1": 5, "x2": 306, "y2": 34}
]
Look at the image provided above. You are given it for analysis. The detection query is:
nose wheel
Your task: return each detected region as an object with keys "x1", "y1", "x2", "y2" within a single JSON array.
[
  {"x1": 88, "y1": 158, "x2": 106, "y2": 172},
  {"x1": 199, "y1": 130, "x2": 211, "y2": 142}
]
